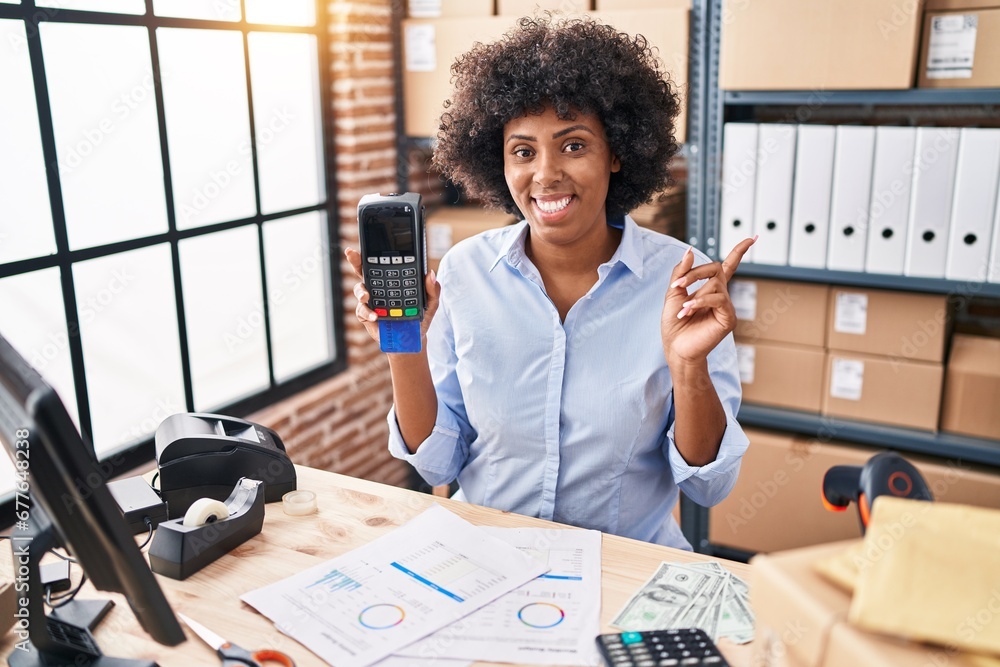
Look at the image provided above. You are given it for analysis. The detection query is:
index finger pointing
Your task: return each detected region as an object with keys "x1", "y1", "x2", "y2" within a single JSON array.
[{"x1": 721, "y1": 235, "x2": 757, "y2": 281}]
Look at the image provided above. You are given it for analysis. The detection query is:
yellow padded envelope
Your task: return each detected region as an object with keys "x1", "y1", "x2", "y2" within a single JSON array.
[{"x1": 849, "y1": 496, "x2": 1000, "y2": 657}]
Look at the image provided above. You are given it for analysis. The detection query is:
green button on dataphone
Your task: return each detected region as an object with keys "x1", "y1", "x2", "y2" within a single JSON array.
[{"x1": 404, "y1": 307, "x2": 418, "y2": 316}]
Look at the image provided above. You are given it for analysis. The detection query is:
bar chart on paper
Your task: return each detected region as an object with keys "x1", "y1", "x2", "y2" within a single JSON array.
[{"x1": 391, "y1": 542, "x2": 508, "y2": 602}]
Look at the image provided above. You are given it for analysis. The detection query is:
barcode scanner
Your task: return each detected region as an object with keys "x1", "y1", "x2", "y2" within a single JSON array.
[{"x1": 821, "y1": 451, "x2": 934, "y2": 533}]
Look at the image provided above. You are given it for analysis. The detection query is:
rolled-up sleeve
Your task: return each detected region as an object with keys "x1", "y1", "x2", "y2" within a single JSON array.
[
  {"x1": 664, "y1": 333, "x2": 749, "y2": 507},
  {"x1": 387, "y1": 293, "x2": 473, "y2": 487}
]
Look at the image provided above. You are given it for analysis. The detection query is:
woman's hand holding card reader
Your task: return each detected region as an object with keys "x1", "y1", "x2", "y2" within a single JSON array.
[{"x1": 358, "y1": 192, "x2": 427, "y2": 353}]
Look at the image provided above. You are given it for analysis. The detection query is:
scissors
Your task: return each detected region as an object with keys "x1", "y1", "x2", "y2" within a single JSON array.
[{"x1": 179, "y1": 613, "x2": 296, "y2": 667}]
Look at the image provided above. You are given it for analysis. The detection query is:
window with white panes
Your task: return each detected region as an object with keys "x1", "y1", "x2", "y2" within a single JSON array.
[{"x1": 0, "y1": 0, "x2": 341, "y2": 499}]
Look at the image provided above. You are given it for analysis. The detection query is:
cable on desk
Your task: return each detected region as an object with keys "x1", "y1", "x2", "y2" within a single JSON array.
[
  {"x1": 45, "y1": 569, "x2": 88, "y2": 609},
  {"x1": 137, "y1": 516, "x2": 154, "y2": 550}
]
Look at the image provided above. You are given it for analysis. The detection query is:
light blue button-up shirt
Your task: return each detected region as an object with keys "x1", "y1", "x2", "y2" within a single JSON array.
[{"x1": 388, "y1": 215, "x2": 749, "y2": 550}]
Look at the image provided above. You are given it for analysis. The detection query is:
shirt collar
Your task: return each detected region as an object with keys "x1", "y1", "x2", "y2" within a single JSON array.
[{"x1": 491, "y1": 214, "x2": 644, "y2": 278}]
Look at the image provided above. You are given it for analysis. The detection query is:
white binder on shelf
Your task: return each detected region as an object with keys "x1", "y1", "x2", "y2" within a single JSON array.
[
  {"x1": 865, "y1": 126, "x2": 916, "y2": 276},
  {"x1": 827, "y1": 126, "x2": 876, "y2": 272},
  {"x1": 991, "y1": 192, "x2": 1000, "y2": 283},
  {"x1": 789, "y1": 124, "x2": 835, "y2": 269},
  {"x1": 905, "y1": 127, "x2": 961, "y2": 278},
  {"x1": 945, "y1": 128, "x2": 1000, "y2": 282},
  {"x1": 719, "y1": 123, "x2": 758, "y2": 262},
  {"x1": 751, "y1": 124, "x2": 797, "y2": 265}
]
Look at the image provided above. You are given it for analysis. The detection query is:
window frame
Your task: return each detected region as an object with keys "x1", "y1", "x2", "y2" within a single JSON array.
[{"x1": 0, "y1": 0, "x2": 344, "y2": 484}]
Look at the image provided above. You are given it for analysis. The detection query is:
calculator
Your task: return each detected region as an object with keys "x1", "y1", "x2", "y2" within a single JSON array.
[{"x1": 596, "y1": 628, "x2": 730, "y2": 666}]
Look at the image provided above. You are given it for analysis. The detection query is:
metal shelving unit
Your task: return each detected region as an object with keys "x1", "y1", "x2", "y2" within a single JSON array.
[
  {"x1": 735, "y1": 264, "x2": 1000, "y2": 298},
  {"x1": 725, "y1": 88, "x2": 1000, "y2": 107},
  {"x1": 739, "y1": 406, "x2": 1000, "y2": 468},
  {"x1": 677, "y1": 0, "x2": 1000, "y2": 555}
]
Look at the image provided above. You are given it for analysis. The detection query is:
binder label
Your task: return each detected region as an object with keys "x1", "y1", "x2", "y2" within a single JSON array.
[
  {"x1": 834, "y1": 292, "x2": 868, "y2": 335},
  {"x1": 730, "y1": 281, "x2": 758, "y2": 321},
  {"x1": 926, "y1": 14, "x2": 977, "y2": 79},
  {"x1": 830, "y1": 358, "x2": 865, "y2": 401},
  {"x1": 736, "y1": 344, "x2": 755, "y2": 384}
]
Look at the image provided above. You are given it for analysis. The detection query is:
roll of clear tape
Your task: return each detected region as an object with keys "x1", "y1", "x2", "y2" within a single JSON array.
[
  {"x1": 182, "y1": 498, "x2": 230, "y2": 527},
  {"x1": 282, "y1": 489, "x2": 317, "y2": 516}
]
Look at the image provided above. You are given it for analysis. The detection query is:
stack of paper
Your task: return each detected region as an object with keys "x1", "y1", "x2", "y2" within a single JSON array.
[{"x1": 242, "y1": 505, "x2": 603, "y2": 667}]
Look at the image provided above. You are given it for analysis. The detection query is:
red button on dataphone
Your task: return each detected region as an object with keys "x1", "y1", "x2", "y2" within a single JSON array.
[{"x1": 375, "y1": 308, "x2": 388, "y2": 317}]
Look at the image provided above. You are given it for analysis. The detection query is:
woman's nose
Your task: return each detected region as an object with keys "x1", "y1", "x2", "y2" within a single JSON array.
[{"x1": 532, "y1": 151, "x2": 562, "y2": 187}]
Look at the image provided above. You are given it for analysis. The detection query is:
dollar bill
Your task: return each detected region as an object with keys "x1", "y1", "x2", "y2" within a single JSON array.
[
  {"x1": 716, "y1": 583, "x2": 755, "y2": 645},
  {"x1": 611, "y1": 563, "x2": 716, "y2": 631}
]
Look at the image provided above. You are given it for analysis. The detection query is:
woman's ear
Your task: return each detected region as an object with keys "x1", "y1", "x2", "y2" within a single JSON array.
[{"x1": 611, "y1": 154, "x2": 621, "y2": 173}]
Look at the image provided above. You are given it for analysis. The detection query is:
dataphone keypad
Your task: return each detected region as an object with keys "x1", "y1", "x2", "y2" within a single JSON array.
[{"x1": 365, "y1": 255, "x2": 421, "y2": 318}]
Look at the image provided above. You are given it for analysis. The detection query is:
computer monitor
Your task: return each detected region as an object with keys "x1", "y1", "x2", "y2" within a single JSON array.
[{"x1": 0, "y1": 333, "x2": 185, "y2": 666}]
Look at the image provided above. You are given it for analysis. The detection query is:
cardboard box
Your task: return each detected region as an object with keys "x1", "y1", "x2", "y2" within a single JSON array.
[
  {"x1": 426, "y1": 206, "x2": 517, "y2": 272},
  {"x1": 590, "y1": 9, "x2": 689, "y2": 141},
  {"x1": 403, "y1": 9, "x2": 688, "y2": 141},
  {"x1": 825, "y1": 287, "x2": 948, "y2": 363},
  {"x1": 732, "y1": 279, "x2": 829, "y2": 347},
  {"x1": 407, "y1": 0, "x2": 494, "y2": 18},
  {"x1": 709, "y1": 430, "x2": 872, "y2": 553},
  {"x1": 736, "y1": 340, "x2": 826, "y2": 412},
  {"x1": 402, "y1": 16, "x2": 512, "y2": 137},
  {"x1": 497, "y1": 0, "x2": 591, "y2": 14},
  {"x1": 751, "y1": 541, "x2": 992, "y2": 667},
  {"x1": 822, "y1": 352, "x2": 944, "y2": 431},
  {"x1": 719, "y1": 0, "x2": 923, "y2": 90},
  {"x1": 710, "y1": 428, "x2": 1000, "y2": 554},
  {"x1": 596, "y1": 0, "x2": 689, "y2": 8},
  {"x1": 918, "y1": 8, "x2": 1000, "y2": 88},
  {"x1": 941, "y1": 334, "x2": 1000, "y2": 439}
]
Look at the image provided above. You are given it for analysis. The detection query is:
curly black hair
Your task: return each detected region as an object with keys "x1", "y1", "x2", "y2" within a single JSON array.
[{"x1": 432, "y1": 14, "x2": 681, "y2": 219}]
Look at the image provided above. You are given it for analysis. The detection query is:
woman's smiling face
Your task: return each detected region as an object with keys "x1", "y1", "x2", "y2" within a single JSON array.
[{"x1": 503, "y1": 106, "x2": 621, "y2": 250}]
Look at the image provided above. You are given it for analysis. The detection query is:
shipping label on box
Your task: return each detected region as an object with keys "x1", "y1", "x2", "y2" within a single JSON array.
[
  {"x1": 833, "y1": 292, "x2": 867, "y2": 335},
  {"x1": 829, "y1": 358, "x2": 864, "y2": 401},
  {"x1": 925, "y1": 13, "x2": 978, "y2": 79},
  {"x1": 920, "y1": 9, "x2": 1000, "y2": 89},
  {"x1": 405, "y1": 23, "x2": 437, "y2": 72},
  {"x1": 731, "y1": 281, "x2": 757, "y2": 320}
]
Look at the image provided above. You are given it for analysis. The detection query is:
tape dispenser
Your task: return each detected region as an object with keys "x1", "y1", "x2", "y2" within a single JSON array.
[{"x1": 149, "y1": 477, "x2": 265, "y2": 580}]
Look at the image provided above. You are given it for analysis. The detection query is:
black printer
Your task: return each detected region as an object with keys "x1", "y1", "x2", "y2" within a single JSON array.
[{"x1": 155, "y1": 413, "x2": 296, "y2": 519}]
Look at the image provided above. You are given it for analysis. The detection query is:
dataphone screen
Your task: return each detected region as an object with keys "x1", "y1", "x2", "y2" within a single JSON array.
[{"x1": 363, "y1": 207, "x2": 415, "y2": 257}]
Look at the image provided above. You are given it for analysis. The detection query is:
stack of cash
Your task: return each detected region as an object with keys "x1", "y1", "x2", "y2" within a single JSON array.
[{"x1": 611, "y1": 561, "x2": 754, "y2": 645}]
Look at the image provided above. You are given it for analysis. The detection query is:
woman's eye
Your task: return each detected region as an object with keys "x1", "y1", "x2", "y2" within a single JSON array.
[
  {"x1": 565, "y1": 142, "x2": 584, "y2": 152},
  {"x1": 514, "y1": 148, "x2": 532, "y2": 158}
]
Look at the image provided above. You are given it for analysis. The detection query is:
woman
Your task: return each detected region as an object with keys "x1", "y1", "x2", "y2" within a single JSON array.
[{"x1": 346, "y1": 15, "x2": 754, "y2": 550}]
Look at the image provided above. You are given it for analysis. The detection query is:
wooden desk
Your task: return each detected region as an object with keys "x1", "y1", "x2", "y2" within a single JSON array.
[{"x1": 0, "y1": 466, "x2": 752, "y2": 666}]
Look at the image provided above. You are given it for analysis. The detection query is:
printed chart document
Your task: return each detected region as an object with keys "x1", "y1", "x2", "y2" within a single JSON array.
[
  {"x1": 241, "y1": 505, "x2": 548, "y2": 667},
  {"x1": 396, "y1": 527, "x2": 602, "y2": 666}
]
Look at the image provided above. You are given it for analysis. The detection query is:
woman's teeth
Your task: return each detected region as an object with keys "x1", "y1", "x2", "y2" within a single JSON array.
[{"x1": 535, "y1": 196, "x2": 572, "y2": 213}]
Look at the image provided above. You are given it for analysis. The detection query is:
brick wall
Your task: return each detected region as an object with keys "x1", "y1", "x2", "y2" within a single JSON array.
[{"x1": 248, "y1": 0, "x2": 412, "y2": 489}]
